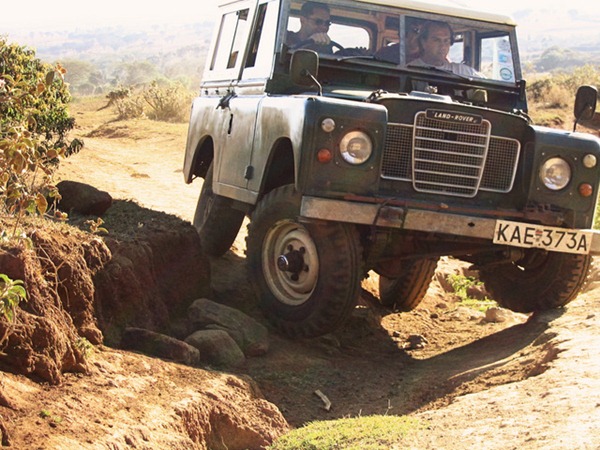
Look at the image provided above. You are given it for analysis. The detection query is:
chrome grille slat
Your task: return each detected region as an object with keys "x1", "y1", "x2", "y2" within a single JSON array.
[
  {"x1": 412, "y1": 111, "x2": 489, "y2": 197},
  {"x1": 382, "y1": 116, "x2": 521, "y2": 197}
]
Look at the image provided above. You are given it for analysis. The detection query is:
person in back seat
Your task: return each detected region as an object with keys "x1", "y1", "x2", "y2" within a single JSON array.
[{"x1": 375, "y1": 19, "x2": 422, "y2": 64}]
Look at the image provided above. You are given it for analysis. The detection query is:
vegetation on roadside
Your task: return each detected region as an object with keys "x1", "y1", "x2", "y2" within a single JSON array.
[
  {"x1": 109, "y1": 80, "x2": 193, "y2": 122},
  {"x1": 0, "y1": 273, "x2": 27, "y2": 348},
  {"x1": 0, "y1": 38, "x2": 81, "y2": 338},
  {"x1": 526, "y1": 64, "x2": 600, "y2": 126},
  {"x1": 0, "y1": 38, "x2": 80, "y2": 226},
  {"x1": 268, "y1": 415, "x2": 424, "y2": 450},
  {"x1": 447, "y1": 274, "x2": 497, "y2": 312},
  {"x1": 0, "y1": 274, "x2": 27, "y2": 323}
]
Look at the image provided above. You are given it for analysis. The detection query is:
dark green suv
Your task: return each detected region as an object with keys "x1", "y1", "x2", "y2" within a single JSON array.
[{"x1": 184, "y1": 0, "x2": 600, "y2": 338}]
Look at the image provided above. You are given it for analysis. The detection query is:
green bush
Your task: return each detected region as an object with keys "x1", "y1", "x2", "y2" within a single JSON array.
[
  {"x1": 0, "y1": 274, "x2": 27, "y2": 323},
  {"x1": 0, "y1": 38, "x2": 81, "y2": 223},
  {"x1": 528, "y1": 65, "x2": 600, "y2": 105},
  {"x1": 108, "y1": 80, "x2": 192, "y2": 122},
  {"x1": 107, "y1": 89, "x2": 145, "y2": 120},
  {"x1": 142, "y1": 80, "x2": 192, "y2": 122}
]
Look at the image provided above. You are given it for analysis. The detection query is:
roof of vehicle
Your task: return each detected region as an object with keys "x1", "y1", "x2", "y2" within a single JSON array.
[
  {"x1": 360, "y1": 0, "x2": 516, "y2": 25},
  {"x1": 217, "y1": 0, "x2": 516, "y2": 26}
]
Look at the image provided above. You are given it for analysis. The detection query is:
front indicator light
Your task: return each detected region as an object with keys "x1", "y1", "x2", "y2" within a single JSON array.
[
  {"x1": 321, "y1": 118, "x2": 336, "y2": 133},
  {"x1": 317, "y1": 148, "x2": 333, "y2": 163},
  {"x1": 583, "y1": 154, "x2": 597, "y2": 169},
  {"x1": 579, "y1": 183, "x2": 593, "y2": 197},
  {"x1": 539, "y1": 157, "x2": 571, "y2": 191},
  {"x1": 339, "y1": 131, "x2": 372, "y2": 165}
]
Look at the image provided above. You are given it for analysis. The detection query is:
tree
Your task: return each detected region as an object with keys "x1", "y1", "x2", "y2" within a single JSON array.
[
  {"x1": 0, "y1": 38, "x2": 81, "y2": 222},
  {"x1": 536, "y1": 46, "x2": 586, "y2": 72}
]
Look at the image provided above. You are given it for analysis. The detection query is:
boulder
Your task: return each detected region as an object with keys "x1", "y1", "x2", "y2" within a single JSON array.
[
  {"x1": 121, "y1": 327, "x2": 199, "y2": 366},
  {"x1": 187, "y1": 298, "x2": 269, "y2": 356},
  {"x1": 185, "y1": 329, "x2": 246, "y2": 368},
  {"x1": 57, "y1": 180, "x2": 113, "y2": 216}
]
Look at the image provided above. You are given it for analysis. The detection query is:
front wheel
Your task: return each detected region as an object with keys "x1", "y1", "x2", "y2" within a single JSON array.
[
  {"x1": 479, "y1": 250, "x2": 592, "y2": 312},
  {"x1": 193, "y1": 163, "x2": 245, "y2": 257},
  {"x1": 246, "y1": 185, "x2": 363, "y2": 338}
]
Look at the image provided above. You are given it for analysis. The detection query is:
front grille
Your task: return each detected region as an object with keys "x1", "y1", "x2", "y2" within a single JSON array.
[{"x1": 382, "y1": 113, "x2": 520, "y2": 198}]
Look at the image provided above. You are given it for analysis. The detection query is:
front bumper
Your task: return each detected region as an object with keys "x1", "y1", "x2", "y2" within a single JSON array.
[{"x1": 300, "y1": 196, "x2": 600, "y2": 255}]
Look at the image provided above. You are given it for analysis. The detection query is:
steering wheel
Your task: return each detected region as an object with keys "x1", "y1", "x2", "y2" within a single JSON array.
[{"x1": 291, "y1": 39, "x2": 344, "y2": 52}]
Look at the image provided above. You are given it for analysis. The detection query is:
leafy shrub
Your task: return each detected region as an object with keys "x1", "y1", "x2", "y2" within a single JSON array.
[
  {"x1": 0, "y1": 274, "x2": 27, "y2": 323},
  {"x1": 108, "y1": 80, "x2": 192, "y2": 122},
  {"x1": 112, "y1": 91, "x2": 146, "y2": 120},
  {"x1": 0, "y1": 38, "x2": 81, "y2": 224},
  {"x1": 142, "y1": 80, "x2": 192, "y2": 122},
  {"x1": 528, "y1": 65, "x2": 600, "y2": 106}
]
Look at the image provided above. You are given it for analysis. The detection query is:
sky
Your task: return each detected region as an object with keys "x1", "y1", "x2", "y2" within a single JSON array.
[{"x1": 0, "y1": 0, "x2": 597, "y2": 32}]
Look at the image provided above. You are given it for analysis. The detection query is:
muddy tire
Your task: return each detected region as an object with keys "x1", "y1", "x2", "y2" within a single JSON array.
[
  {"x1": 193, "y1": 163, "x2": 245, "y2": 257},
  {"x1": 378, "y1": 258, "x2": 438, "y2": 311},
  {"x1": 479, "y1": 250, "x2": 592, "y2": 312},
  {"x1": 246, "y1": 185, "x2": 363, "y2": 338}
]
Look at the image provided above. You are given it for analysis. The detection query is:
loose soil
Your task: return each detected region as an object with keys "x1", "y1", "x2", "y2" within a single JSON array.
[{"x1": 1, "y1": 97, "x2": 599, "y2": 449}]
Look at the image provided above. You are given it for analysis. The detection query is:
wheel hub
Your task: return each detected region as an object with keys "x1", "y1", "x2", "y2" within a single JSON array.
[{"x1": 277, "y1": 246, "x2": 308, "y2": 281}]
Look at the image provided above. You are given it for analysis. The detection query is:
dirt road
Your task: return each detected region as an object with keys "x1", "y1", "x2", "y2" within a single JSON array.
[{"x1": 50, "y1": 99, "x2": 600, "y2": 449}]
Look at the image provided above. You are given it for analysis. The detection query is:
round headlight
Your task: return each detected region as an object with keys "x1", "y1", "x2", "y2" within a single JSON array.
[
  {"x1": 539, "y1": 157, "x2": 571, "y2": 190},
  {"x1": 339, "y1": 131, "x2": 372, "y2": 165}
]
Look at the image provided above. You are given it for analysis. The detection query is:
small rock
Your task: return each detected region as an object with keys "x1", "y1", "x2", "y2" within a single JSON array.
[
  {"x1": 120, "y1": 327, "x2": 199, "y2": 366},
  {"x1": 485, "y1": 307, "x2": 514, "y2": 323},
  {"x1": 466, "y1": 283, "x2": 489, "y2": 301},
  {"x1": 450, "y1": 306, "x2": 484, "y2": 321},
  {"x1": 434, "y1": 272, "x2": 454, "y2": 293},
  {"x1": 403, "y1": 334, "x2": 429, "y2": 350},
  {"x1": 185, "y1": 329, "x2": 245, "y2": 368}
]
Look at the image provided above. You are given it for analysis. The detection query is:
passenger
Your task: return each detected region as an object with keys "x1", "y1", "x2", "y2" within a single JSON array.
[
  {"x1": 286, "y1": 2, "x2": 335, "y2": 53},
  {"x1": 409, "y1": 20, "x2": 482, "y2": 77},
  {"x1": 375, "y1": 19, "x2": 422, "y2": 64}
]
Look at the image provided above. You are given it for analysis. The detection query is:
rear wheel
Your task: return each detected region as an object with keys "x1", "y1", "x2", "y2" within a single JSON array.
[
  {"x1": 479, "y1": 250, "x2": 592, "y2": 312},
  {"x1": 246, "y1": 185, "x2": 363, "y2": 338},
  {"x1": 193, "y1": 163, "x2": 245, "y2": 257},
  {"x1": 378, "y1": 258, "x2": 438, "y2": 311}
]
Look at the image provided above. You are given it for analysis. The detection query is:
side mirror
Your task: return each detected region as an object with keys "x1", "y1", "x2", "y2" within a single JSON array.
[
  {"x1": 574, "y1": 85, "x2": 598, "y2": 122},
  {"x1": 290, "y1": 49, "x2": 319, "y2": 86}
]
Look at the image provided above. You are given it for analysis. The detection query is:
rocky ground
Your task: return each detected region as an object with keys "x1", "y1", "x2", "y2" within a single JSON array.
[{"x1": 0, "y1": 98, "x2": 599, "y2": 449}]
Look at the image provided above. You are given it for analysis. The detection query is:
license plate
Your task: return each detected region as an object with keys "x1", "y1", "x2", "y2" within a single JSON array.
[{"x1": 493, "y1": 220, "x2": 593, "y2": 255}]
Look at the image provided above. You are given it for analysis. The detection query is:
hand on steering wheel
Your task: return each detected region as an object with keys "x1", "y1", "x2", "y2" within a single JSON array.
[{"x1": 291, "y1": 38, "x2": 344, "y2": 52}]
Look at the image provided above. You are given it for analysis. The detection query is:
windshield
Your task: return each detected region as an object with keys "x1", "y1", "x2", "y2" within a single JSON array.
[{"x1": 285, "y1": 0, "x2": 519, "y2": 83}]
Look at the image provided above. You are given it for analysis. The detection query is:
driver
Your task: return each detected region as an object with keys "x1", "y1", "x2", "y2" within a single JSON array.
[{"x1": 286, "y1": 2, "x2": 335, "y2": 53}]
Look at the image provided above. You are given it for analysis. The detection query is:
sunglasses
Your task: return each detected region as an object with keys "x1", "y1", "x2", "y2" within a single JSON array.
[{"x1": 309, "y1": 17, "x2": 332, "y2": 27}]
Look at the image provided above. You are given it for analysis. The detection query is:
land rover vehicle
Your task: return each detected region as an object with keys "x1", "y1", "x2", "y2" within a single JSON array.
[{"x1": 184, "y1": 0, "x2": 600, "y2": 338}]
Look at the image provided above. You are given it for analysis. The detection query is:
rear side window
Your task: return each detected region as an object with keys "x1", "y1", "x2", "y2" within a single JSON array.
[{"x1": 209, "y1": 9, "x2": 250, "y2": 71}]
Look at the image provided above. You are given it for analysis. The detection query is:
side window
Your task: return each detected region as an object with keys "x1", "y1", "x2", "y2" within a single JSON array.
[
  {"x1": 209, "y1": 8, "x2": 250, "y2": 72},
  {"x1": 246, "y1": 3, "x2": 268, "y2": 68},
  {"x1": 480, "y1": 35, "x2": 515, "y2": 82},
  {"x1": 286, "y1": 14, "x2": 371, "y2": 52},
  {"x1": 241, "y1": 1, "x2": 279, "y2": 80}
]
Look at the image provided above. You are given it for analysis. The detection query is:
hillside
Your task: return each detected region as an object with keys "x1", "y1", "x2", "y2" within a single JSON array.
[{"x1": 2, "y1": 5, "x2": 599, "y2": 96}]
